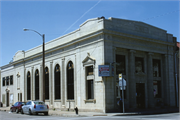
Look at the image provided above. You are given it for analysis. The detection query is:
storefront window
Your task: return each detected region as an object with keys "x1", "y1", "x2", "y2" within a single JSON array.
[
  {"x1": 116, "y1": 55, "x2": 126, "y2": 75},
  {"x1": 135, "y1": 57, "x2": 144, "y2": 73},
  {"x1": 153, "y1": 81, "x2": 161, "y2": 98},
  {"x1": 153, "y1": 59, "x2": 161, "y2": 77}
]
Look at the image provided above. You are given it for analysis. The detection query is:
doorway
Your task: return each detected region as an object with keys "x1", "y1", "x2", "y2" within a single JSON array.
[
  {"x1": 6, "y1": 92, "x2": 9, "y2": 107},
  {"x1": 136, "y1": 83, "x2": 145, "y2": 108}
]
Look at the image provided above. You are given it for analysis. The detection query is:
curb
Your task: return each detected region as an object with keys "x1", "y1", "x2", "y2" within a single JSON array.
[{"x1": 0, "y1": 108, "x2": 179, "y2": 117}]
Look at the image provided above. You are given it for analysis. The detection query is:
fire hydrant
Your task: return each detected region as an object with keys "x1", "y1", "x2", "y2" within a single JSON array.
[{"x1": 74, "y1": 107, "x2": 78, "y2": 115}]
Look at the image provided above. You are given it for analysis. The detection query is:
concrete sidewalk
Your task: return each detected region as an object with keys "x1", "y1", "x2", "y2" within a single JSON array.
[{"x1": 0, "y1": 107, "x2": 179, "y2": 117}]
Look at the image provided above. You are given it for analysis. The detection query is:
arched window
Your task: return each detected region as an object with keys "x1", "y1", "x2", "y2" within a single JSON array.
[
  {"x1": 27, "y1": 71, "x2": 31, "y2": 100},
  {"x1": 45, "y1": 67, "x2": 49, "y2": 100},
  {"x1": 67, "y1": 61, "x2": 74, "y2": 99},
  {"x1": 54, "y1": 64, "x2": 60, "y2": 100},
  {"x1": 35, "y1": 69, "x2": 39, "y2": 100}
]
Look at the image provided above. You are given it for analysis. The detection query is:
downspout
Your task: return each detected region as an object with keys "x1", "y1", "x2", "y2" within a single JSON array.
[{"x1": 175, "y1": 52, "x2": 178, "y2": 107}]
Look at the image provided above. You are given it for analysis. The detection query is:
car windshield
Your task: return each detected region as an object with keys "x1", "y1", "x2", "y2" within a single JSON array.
[
  {"x1": 19, "y1": 102, "x2": 26, "y2": 105},
  {"x1": 34, "y1": 102, "x2": 44, "y2": 105}
]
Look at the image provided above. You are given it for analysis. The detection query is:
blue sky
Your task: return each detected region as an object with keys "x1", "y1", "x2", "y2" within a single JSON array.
[{"x1": 0, "y1": 0, "x2": 179, "y2": 67}]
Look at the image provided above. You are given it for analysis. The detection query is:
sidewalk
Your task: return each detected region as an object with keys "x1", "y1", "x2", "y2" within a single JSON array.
[{"x1": 0, "y1": 107, "x2": 179, "y2": 117}]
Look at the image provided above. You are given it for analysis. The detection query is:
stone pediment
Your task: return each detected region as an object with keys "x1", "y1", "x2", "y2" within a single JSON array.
[
  {"x1": 13, "y1": 50, "x2": 25, "y2": 62},
  {"x1": 82, "y1": 53, "x2": 95, "y2": 66}
]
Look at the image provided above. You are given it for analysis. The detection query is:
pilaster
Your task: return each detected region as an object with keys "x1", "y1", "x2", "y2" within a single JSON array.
[
  {"x1": 31, "y1": 66, "x2": 34, "y2": 100},
  {"x1": 129, "y1": 50, "x2": 136, "y2": 108},
  {"x1": 167, "y1": 54, "x2": 176, "y2": 106},
  {"x1": 24, "y1": 68, "x2": 27, "y2": 101},
  {"x1": 147, "y1": 53, "x2": 154, "y2": 108},
  {"x1": 61, "y1": 58, "x2": 65, "y2": 108},
  {"x1": 164, "y1": 55, "x2": 170, "y2": 106},
  {"x1": 40, "y1": 64, "x2": 42, "y2": 101},
  {"x1": 50, "y1": 61, "x2": 53, "y2": 106}
]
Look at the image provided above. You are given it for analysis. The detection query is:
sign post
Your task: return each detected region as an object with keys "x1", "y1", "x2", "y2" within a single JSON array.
[{"x1": 119, "y1": 73, "x2": 125, "y2": 113}]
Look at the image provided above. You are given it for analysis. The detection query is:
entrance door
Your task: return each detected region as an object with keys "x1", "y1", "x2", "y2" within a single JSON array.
[
  {"x1": 136, "y1": 83, "x2": 145, "y2": 108},
  {"x1": 6, "y1": 92, "x2": 9, "y2": 107}
]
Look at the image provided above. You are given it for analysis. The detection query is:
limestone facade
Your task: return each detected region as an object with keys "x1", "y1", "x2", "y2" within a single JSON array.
[{"x1": 0, "y1": 17, "x2": 177, "y2": 112}]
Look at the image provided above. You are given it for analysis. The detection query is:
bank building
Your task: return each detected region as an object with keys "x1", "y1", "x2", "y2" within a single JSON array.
[{"x1": 0, "y1": 17, "x2": 178, "y2": 112}]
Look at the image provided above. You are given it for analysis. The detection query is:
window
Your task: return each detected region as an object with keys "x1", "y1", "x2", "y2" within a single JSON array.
[
  {"x1": 116, "y1": 55, "x2": 126, "y2": 75},
  {"x1": 35, "y1": 69, "x2": 39, "y2": 100},
  {"x1": 18, "y1": 93, "x2": 22, "y2": 102},
  {"x1": 18, "y1": 93, "x2": 19, "y2": 101},
  {"x1": 87, "y1": 80, "x2": 94, "y2": 99},
  {"x1": 67, "y1": 61, "x2": 74, "y2": 100},
  {"x1": 135, "y1": 57, "x2": 144, "y2": 73},
  {"x1": 34, "y1": 101, "x2": 45, "y2": 105},
  {"x1": 19, "y1": 93, "x2": 22, "y2": 102},
  {"x1": 54, "y1": 64, "x2": 61, "y2": 100},
  {"x1": 6, "y1": 76, "x2": 9, "y2": 86},
  {"x1": 2, "y1": 77, "x2": 5, "y2": 86},
  {"x1": 14, "y1": 102, "x2": 18, "y2": 106},
  {"x1": 86, "y1": 66, "x2": 93, "y2": 75},
  {"x1": 86, "y1": 66, "x2": 94, "y2": 99},
  {"x1": 153, "y1": 59, "x2": 161, "y2": 77},
  {"x1": 45, "y1": 67, "x2": 49, "y2": 100},
  {"x1": 153, "y1": 81, "x2": 161, "y2": 98},
  {"x1": 26, "y1": 101, "x2": 31, "y2": 105},
  {"x1": 2, "y1": 94, "x2": 5, "y2": 104},
  {"x1": 27, "y1": 72, "x2": 31, "y2": 100},
  {"x1": 10, "y1": 76, "x2": 13, "y2": 85}
]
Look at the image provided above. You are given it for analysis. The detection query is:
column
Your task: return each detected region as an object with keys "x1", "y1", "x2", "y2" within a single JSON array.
[
  {"x1": 61, "y1": 58, "x2": 65, "y2": 108},
  {"x1": 147, "y1": 53, "x2": 154, "y2": 108},
  {"x1": 50, "y1": 61, "x2": 53, "y2": 106},
  {"x1": 31, "y1": 66, "x2": 34, "y2": 100},
  {"x1": 129, "y1": 50, "x2": 136, "y2": 108}
]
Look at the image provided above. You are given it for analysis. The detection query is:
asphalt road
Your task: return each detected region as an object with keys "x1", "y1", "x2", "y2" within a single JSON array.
[{"x1": 0, "y1": 111, "x2": 179, "y2": 120}]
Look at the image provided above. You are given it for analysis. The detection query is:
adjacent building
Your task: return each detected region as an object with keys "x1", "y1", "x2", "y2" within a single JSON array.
[{"x1": 0, "y1": 17, "x2": 178, "y2": 112}]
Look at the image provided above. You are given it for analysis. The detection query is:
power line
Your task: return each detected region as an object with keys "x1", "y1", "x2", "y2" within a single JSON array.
[{"x1": 62, "y1": 0, "x2": 102, "y2": 35}]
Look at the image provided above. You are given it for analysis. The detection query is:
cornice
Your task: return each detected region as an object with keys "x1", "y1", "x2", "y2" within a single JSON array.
[
  {"x1": 8, "y1": 30, "x2": 104, "y2": 67},
  {"x1": 103, "y1": 29, "x2": 174, "y2": 46},
  {"x1": 0, "y1": 63, "x2": 14, "y2": 70}
]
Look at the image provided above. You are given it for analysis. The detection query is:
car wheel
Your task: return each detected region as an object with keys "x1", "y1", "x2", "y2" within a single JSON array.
[
  {"x1": 29, "y1": 109, "x2": 32, "y2": 115},
  {"x1": 16, "y1": 109, "x2": 19, "y2": 113},
  {"x1": 44, "y1": 112, "x2": 48, "y2": 115},
  {"x1": 10, "y1": 108, "x2": 13, "y2": 112},
  {"x1": 21, "y1": 109, "x2": 24, "y2": 114}
]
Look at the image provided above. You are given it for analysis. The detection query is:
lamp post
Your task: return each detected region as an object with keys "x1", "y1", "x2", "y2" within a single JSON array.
[{"x1": 23, "y1": 28, "x2": 45, "y2": 102}]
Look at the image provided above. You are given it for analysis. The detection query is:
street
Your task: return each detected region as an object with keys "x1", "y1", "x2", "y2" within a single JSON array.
[{"x1": 0, "y1": 111, "x2": 179, "y2": 120}]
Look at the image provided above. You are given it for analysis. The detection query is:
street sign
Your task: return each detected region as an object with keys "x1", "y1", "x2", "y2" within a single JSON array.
[
  {"x1": 119, "y1": 74, "x2": 122, "y2": 80},
  {"x1": 119, "y1": 79, "x2": 126, "y2": 87}
]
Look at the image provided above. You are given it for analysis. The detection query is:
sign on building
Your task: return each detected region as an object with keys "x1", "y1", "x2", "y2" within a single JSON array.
[{"x1": 98, "y1": 65, "x2": 114, "y2": 76}]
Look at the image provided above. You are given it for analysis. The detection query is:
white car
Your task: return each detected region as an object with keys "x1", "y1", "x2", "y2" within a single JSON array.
[{"x1": 21, "y1": 101, "x2": 49, "y2": 115}]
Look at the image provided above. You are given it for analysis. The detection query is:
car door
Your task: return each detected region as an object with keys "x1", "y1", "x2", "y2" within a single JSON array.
[
  {"x1": 13, "y1": 102, "x2": 18, "y2": 111},
  {"x1": 24, "y1": 102, "x2": 29, "y2": 113},
  {"x1": 27, "y1": 101, "x2": 32, "y2": 113}
]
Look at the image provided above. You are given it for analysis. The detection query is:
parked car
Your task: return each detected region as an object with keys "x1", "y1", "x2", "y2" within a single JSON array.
[
  {"x1": 10, "y1": 102, "x2": 26, "y2": 113},
  {"x1": 21, "y1": 101, "x2": 49, "y2": 115}
]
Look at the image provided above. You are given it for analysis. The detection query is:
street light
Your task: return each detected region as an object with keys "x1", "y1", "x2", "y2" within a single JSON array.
[{"x1": 23, "y1": 28, "x2": 45, "y2": 102}]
